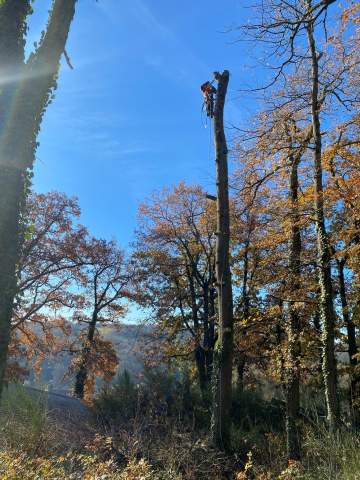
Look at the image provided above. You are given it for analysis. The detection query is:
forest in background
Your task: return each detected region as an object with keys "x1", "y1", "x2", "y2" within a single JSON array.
[{"x1": 1, "y1": 1, "x2": 360, "y2": 479}]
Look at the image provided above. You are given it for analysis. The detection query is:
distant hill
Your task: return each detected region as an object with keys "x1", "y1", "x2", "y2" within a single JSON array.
[{"x1": 26, "y1": 323, "x2": 152, "y2": 395}]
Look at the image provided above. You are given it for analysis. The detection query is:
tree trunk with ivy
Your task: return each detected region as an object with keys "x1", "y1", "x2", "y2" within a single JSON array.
[
  {"x1": 0, "y1": 0, "x2": 78, "y2": 400},
  {"x1": 74, "y1": 312, "x2": 97, "y2": 399},
  {"x1": 285, "y1": 144, "x2": 302, "y2": 460},
  {"x1": 307, "y1": 21, "x2": 340, "y2": 430},
  {"x1": 211, "y1": 70, "x2": 234, "y2": 452}
]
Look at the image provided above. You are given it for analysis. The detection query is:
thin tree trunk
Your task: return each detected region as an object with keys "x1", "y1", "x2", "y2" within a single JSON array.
[
  {"x1": 337, "y1": 259, "x2": 359, "y2": 425},
  {"x1": 241, "y1": 234, "x2": 250, "y2": 320},
  {"x1": 187, "y1": 266, "x2": 208, "y2": 397},
  {"x1": 329, "y1": 160, "x2": 360, "y2": 420},
  {"x1": 285, "y1": 147, "x2": 302, "y2": 460},
  {"x1": 276, "y1": 301, "x2": 286, "y2": 386},
  {"x1": 195, "y1": 345, "x2": 207, "y2": 397},
  {"x1": 203, "y1": 283, "x2": 214, "y2": 384},
  {"x1": 0, "y1": 0, "x2": 77, "y2": 400},
  {"x1": 208, "y1": 284, "x2": 216, "y2": 379},
  {"x1": 211, "y1": 70, "x2": 234, "y2": 451},
  {"x1": 236, "y1": 356, "x2": 246, "y2": 393},
  {"x1": 236, "y1": 228, "x2": 251, "y2": 392},
  {"x1": 307, "y1": 21, "x2": 340, "y2": 430}
]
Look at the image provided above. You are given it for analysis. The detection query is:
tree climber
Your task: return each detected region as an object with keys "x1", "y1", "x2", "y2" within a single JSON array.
[{"x1": 200, "y1": 81, "x2": 217, "y2": 118}]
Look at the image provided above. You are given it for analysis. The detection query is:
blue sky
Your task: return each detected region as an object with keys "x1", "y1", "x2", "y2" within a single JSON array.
[{"x1": 28, "y1": 0, "x2": 260, "y2": 246}]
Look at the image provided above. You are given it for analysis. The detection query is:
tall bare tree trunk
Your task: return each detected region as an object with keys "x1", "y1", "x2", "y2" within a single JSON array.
[
  {"x1": 211, "y1": 70, "x2": 234, "y2": 451},
  {"x1": 0, "y1": 0, "x2": 77, "y2": 400},
  {"x1": 285, "y1": 147, "x2": 302, "y2": 460},
  {"x1": 307, "y1": 21, "x2": 340, "y2": 430}
]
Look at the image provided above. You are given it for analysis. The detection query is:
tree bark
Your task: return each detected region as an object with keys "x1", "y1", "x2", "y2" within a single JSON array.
[
  {"x1": 0, "y1": 0, "x2": 77, "y2": 400},
  {"x1": 0, "y1": 168, "x2": 25, "y2": 398},
  {"x1": 307, "y1": 21, "x2": 340, "y2": 430},
  {"x1": 74, "y1": 311, "x2": 97, "y2": 399},
  {"x1": 285, "y1": 147, "x2": 302, "y2": 460},
  {"x1": 0, "y1": 1, "x2": 32, "y2": 400},
  {"x1": 337, "y1": 259, "x2": 359, "y2": 425},
  {"x1": 211, "y1": 70, "x2": 234, "y2": 451}
]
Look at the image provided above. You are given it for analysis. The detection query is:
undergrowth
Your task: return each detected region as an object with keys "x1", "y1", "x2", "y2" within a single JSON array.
[{"x1": 0, "y1": 382, "x2": 360, "y2": 479}]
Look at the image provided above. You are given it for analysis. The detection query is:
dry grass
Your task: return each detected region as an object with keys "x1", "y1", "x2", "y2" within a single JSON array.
[{"x1": 1, "y1": 385, "x2": 360, "y2": 479}]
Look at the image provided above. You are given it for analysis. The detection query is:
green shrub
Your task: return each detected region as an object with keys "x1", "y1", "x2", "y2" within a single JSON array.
[
  {"x1": 93, "y1": 367, "x2": 200, "y2": 426},
  {"x1": 232, "y1": 387, "x2": 284, "y2": 432},
  {"x1": 93, "y1": 370, "x2": 138, "y2": 424}
]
